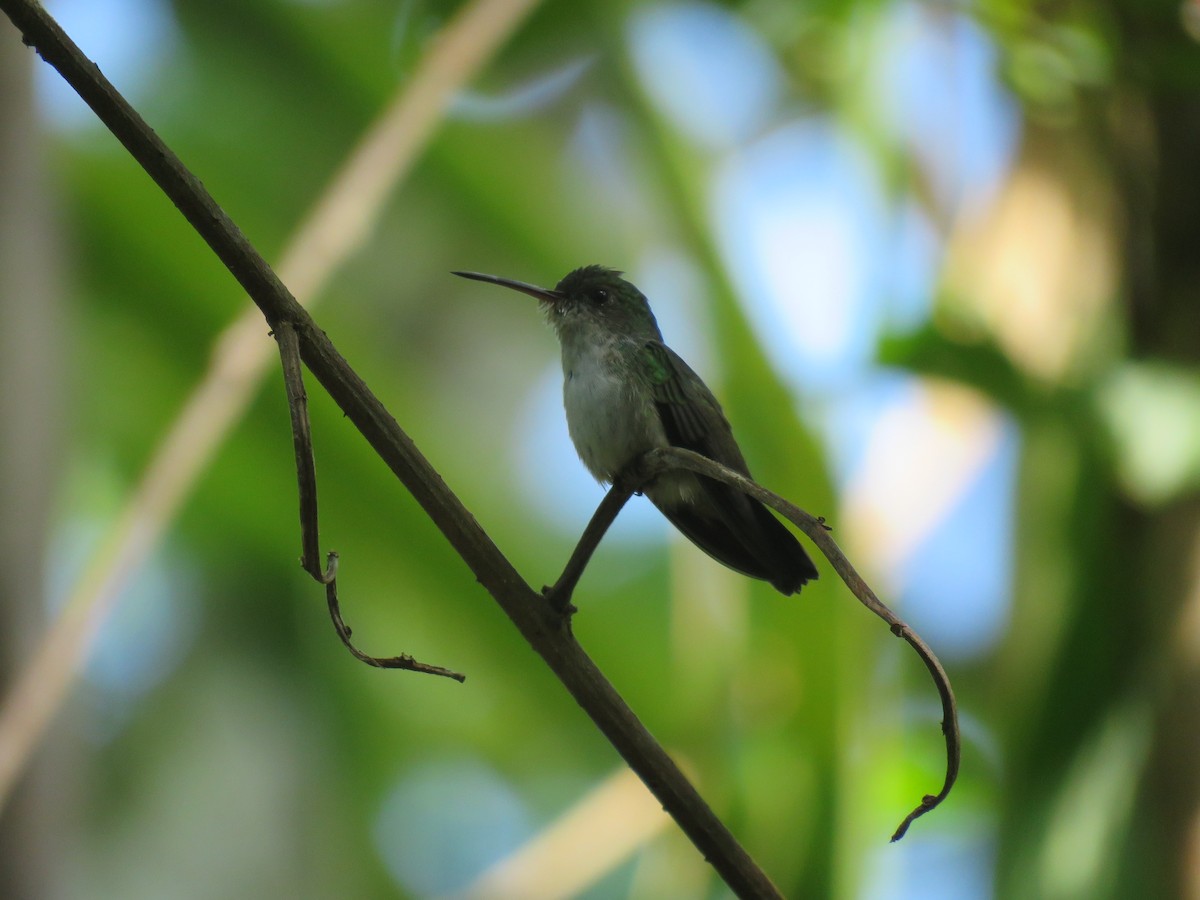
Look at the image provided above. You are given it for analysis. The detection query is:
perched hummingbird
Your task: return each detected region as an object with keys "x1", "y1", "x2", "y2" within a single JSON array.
[{"x1": 454, "y1": 265, "x2": 818, "y2": 595}]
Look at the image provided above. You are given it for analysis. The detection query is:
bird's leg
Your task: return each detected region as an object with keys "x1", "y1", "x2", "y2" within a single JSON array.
[{"x1": 542, "y1": 464, "x2": 649, "y2": 615}]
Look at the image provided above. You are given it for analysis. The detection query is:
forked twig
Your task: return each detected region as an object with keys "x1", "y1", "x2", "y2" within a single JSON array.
[
  {"x1": 563, "y1": 447, "x2": 960, "y2": 841},
  {"x1": 275, "y1": 322, "x2": 465, "y2": 682}
]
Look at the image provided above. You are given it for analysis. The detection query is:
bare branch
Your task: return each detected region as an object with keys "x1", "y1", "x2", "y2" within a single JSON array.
[
  {"x1": 0, "y1": 3, "x2": 784, "y2": 894},
  {"x1": 638, "y1": 447, "x2": 960, "y2": 841}
]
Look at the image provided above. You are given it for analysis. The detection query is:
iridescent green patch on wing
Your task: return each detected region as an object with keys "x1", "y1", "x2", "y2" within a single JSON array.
[
  {"x1": 643, "y1": 341, "x2": 724, "y2": 448},
  {"x1": 640, "y1": 343, "x2": 673, "y2": 386}
]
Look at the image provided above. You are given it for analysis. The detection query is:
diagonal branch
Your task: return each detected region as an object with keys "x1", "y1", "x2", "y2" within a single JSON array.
[
  {"x1": 637, "y1": 447, "x2": 960, "y2": 841},
  {"x1": 0, "y1": 2, "x2": 784, "y2": 895},
  {"x1": 275, "y1": 321, "x2": 465, "y2": 681}
]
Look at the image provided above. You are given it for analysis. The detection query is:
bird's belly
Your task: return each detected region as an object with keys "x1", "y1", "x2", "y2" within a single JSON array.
[{"x1": 563, "y1": 369, "x2": 664, "y2": 483}]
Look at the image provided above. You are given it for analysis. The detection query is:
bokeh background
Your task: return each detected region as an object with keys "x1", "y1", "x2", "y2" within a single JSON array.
[{"x1": 2, "y1": 0, "x2": 1199, "y2": 897}]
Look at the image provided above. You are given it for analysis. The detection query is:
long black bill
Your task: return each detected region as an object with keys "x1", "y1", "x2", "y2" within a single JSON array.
[{"x1": 452, "y1": 270, "x2": 563, "y2": 304}]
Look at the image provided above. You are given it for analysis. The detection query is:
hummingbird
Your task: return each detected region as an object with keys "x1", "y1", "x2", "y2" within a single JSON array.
[{"x1": 454, "y1": 265, "x2": 818, "y2": 595}]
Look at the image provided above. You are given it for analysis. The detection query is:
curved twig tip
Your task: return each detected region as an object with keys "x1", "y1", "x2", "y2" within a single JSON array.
[
  {"x1": 639, "y1": 448, "x2": 961, "y2": 841},
  {"x1": 890, "y1": 794, "x2": 940, "y2": 842}
]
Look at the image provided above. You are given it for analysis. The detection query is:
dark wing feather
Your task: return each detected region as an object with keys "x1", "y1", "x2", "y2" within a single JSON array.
[
  {"x1": 642, "y1": 344, "x2": 732, "y2": 455},
  {"x1": 641, "y1": 342, "x2": 817, "y2": 594}
]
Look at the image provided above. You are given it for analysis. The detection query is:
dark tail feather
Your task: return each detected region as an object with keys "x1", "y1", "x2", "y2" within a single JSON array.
[
  {"x1": 653, "y1": 484, "x2": 818, "y2": 595},
  {"x1": 748, "y1": 499, "x2": 819, "y2": 594}
]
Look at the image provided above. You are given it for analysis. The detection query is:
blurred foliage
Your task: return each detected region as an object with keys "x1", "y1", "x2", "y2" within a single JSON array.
[{"x1": 2, "y1": 0, "x2": 1200, "y2": 897}]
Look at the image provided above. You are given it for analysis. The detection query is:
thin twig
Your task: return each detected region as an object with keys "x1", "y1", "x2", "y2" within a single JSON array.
[
  {"x1": 639, "y1": 447, "x2": 960, "y2": 841},
  {"x1": 276, "y1": 322, "x2": 325, "y2": 581},
  {"x1": 276, "y1": 322, "x2": 464, "y2": 680},
  {"x1": 0, "y1": 4, "x2": 783, "y2": 894},
  {"x1": 321, "y1": 553, "x2": 466, "y2": 681}
]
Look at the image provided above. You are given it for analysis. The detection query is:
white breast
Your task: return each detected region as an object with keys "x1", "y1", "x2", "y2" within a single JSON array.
[{"x1": 561, "y1": 338, "x2": 667, "y2": 483}]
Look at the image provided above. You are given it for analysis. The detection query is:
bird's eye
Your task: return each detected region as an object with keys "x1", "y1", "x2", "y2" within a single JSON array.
[{"x1": 592, "y1": 289, "x2": 608, "y2": 303}]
